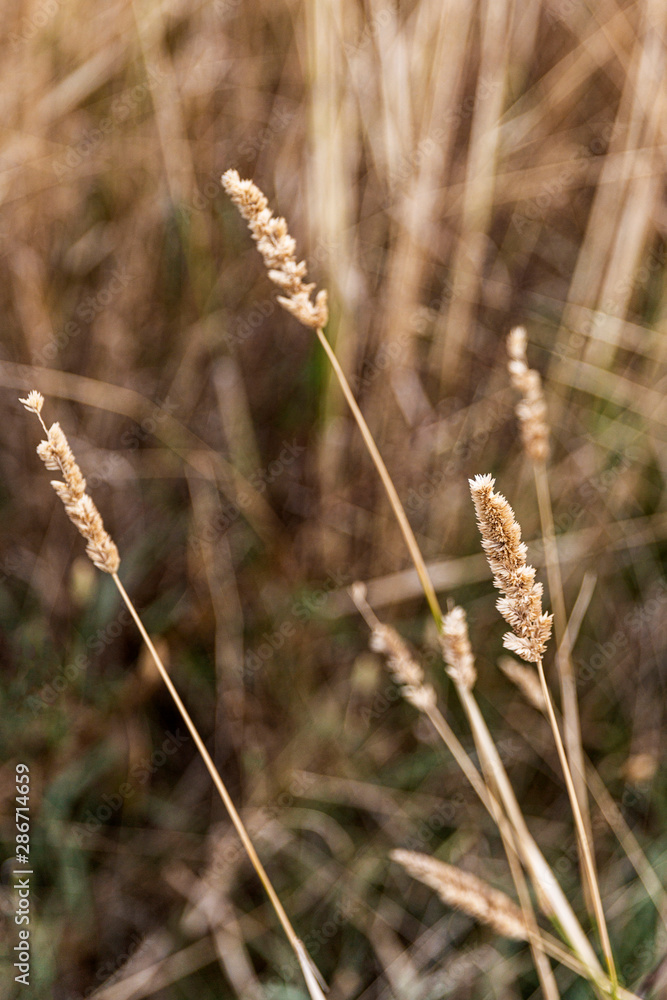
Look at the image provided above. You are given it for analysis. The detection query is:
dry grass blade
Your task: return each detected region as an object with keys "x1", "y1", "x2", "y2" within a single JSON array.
[
  {"x1": 470, "y1": 473, "x2": 617, "y2": 993},
  {"x1": 223, "y1": 171, "x2": 616, "y2": 995},
  {"x1": 354, "y1": 585, "x2": 599, "y2": 991},
  {"x1": 507, "y1": 327, "x2": 596, "y2": 918},
  {"x1": 222, "y1": 170, "x2": 443, "y2": 627},
  {"x1": 20, "y1": 392, "x2": 326, "y2": 1000}
]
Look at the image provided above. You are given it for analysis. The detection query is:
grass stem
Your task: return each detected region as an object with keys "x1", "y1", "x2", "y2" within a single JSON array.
[{"x1": 111, "y1": 572, "x2": 326, "y2": 999}]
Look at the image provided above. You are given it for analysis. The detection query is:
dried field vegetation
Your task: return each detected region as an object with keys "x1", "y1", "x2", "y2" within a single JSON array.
[{"x1": 1, "y1": 0, "x2": 667, "y2": 997}]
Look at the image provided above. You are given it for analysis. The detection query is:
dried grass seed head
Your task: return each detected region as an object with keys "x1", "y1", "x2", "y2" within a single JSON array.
[
  {"x1": 24, "y1": 394, "x2": 120, "y2": 574},
  {"x1": 392, "y1": 849, "x2": 528, "y2": 941},
  {"x1": 19, "y1": 390, "x2": 44, "y2": 414},
  {"x1": 221, "y1": 169, "x2": 328, "y2": 330},
  {"x1": 469, "y1": 474, "x2": 552, "y2": 663},
  {"x1": 370, "y1": 623, "x2": 436, "y2": 711},
  {"x1": 507, "y1": 325, "x2": 549, "y2": 463},
  {"x1": 439, "y1": 605, "x2": 476, "y2": 690}
]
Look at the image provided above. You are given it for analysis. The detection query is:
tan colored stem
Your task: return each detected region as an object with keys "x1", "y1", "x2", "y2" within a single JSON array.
[
  {"x1": 534, "y1": 653, "x2": 617, "y2": 993},
  {"x1": 471, "y1": 724, "x2": 561, "y2": 1000},
  {"x1": 111, "y1": 573, "x2": 326, "y2": 1000},
  {"x1": 457, "y1": 685, "x2": 603, "y2": 981},
  {"x1": 315, "y1": 327, "x2": 442, "y2": 628},
  {"x1": 534, "y1": 460, "x2": 596, "y2": 909}
]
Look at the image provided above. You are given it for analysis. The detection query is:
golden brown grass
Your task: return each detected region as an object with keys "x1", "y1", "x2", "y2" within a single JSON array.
[
  {"x1": 392, "y1": 848, "x2": 529, "y2": 942},
  {"x1": 4, "y1": 2, "x2": 667, "y2": 996},
  {"x1": 222, "y1": 167, "x2": 648, "y2": 996},
  {"x1": 21, "y1": 392, "x2": 326, "y2": 1000}
]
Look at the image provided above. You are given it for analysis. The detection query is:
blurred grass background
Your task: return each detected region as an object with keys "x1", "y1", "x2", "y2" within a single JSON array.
[{"x1": 1, "y1": 0, "x2": 667, "y2": 997}]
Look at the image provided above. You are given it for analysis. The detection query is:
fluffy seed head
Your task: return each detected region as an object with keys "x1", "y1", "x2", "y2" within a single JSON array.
[
  {"x1": 19, "y1": 390, "x2": 44, "y2": 414},
  {"x1": 23, "y1": 394, "x2": 120, "y2": 574},
  {"x1": 392, "y1": 849, "x2": 528, "y2": 941},
  {"x1": 469, "y1": 475, "x2": 552, "y2": 662},
  {"x1": 439, "y1": 606, "x2": 476, "y2": 690},
  {"x1": 222, "y1": 169, "x2": 328, "y2": 330}
]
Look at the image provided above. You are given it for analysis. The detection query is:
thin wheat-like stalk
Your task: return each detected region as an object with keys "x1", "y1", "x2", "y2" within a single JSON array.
[
  {"x1": 395, "y1": 846, "x2": 639, "y2": 1000},
  {"x1": 223, "y1": 175, "x2": 606, "y2": 988},
  {"x1": 436, "y1": 603, "x2": 560, "y2": 999},
  {"x1": 352, "y1": 585, "x2": 582, "y2": 999},
  {"x1": 221, "y1": 169, "x2": 443, "y2": 628},
  {"x1": 20, "y1": 390, "x2": 326, "y2": 1000},
  {"x1": 507, "y1": 326, "x2": 594, "y2": 907},
  {"x1": 470, "y1": 473, "x2": 618, "y2": 993}
]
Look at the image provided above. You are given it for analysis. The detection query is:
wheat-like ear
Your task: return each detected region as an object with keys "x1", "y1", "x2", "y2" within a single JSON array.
[
  {"x1": 222, "y1": 174, "x2": 609, "y2": 993},
  {"x1": 21, "y1": 391, "x2": 326, "y2": 1000},
  {"x1": 507, "y1": 326, "x2": 549, "y2": 463},
  {"x1": 221, "y1": 169, "x2": 328, "y2": 329},
  {"x1": 469, "y1": 474, "x2": 552, "y2": 663},
  {"x1": 223, "y1": 170, "x2": 443, "y2": 627},
  {"x1": 470, "y1": 473, "x2": 617, "y2": 992},
  {"x1": 439, "y1": 605, "x2": 476, "y2": 691},
  {"x1": 21, "y1": 392, "x2": 120, "y2": 574},
  {"x1": 392, "y1": 849, "x2": 528, "y2": 941},
  {"x1": 507, "y1": 326, "x2": 594, "y2": 919}
]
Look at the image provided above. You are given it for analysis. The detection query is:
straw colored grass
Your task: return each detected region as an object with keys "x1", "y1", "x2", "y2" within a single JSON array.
[
  {"x1": 221, "y1": 170, "x2": 626, "y2": 994},
  {"x1": 7, "y1": 7, "x2": 666, "y2": 993},
  {"x1": 21, "y1": 392, "x2": 326, "y2": 1000},
  {"x1": 392, "y1": 849, "x2": 529, "y2": 942}
]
